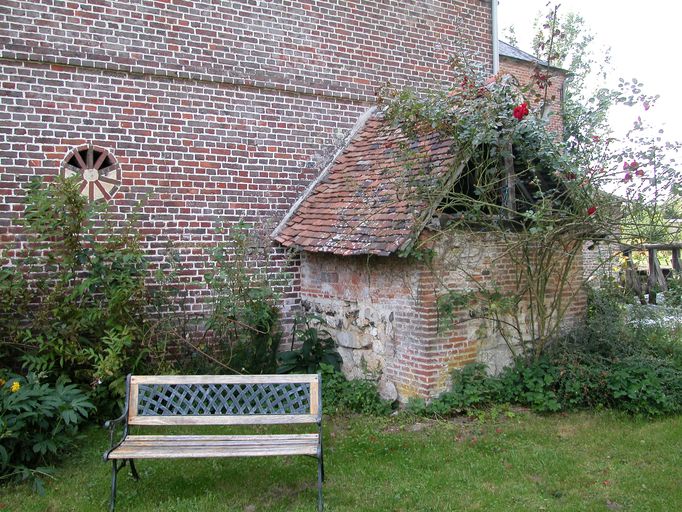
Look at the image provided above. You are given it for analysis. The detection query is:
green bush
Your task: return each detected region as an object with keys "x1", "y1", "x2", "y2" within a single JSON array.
[
  {"x1": 2, "y1": 180, "x2": 287, "y2": 420},
  {"x1": 277, "y1": 317, "x2": 342, "y2": 374},
  {"x1": 320, "y1": 364, "x2": 393, "y2": 416},
  {"x1": 0, "y1": 178, "x2": 150, "y2": 417},
  {"x1": 412, "y1": 286, "x2": 682, "y2": 418},
  {"x1": 0, "y1": 373, "x2": 94, "y2": 491}
]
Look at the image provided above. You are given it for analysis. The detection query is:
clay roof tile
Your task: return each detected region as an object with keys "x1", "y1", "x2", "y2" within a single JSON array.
[{"x1": 273, "y1": 113, "x2": 457, "y2": 256}]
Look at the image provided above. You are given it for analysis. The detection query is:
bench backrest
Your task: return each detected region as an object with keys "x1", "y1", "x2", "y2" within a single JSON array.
[{"x1": 126, "y1": 374, "x2": 321, "y2": 426}]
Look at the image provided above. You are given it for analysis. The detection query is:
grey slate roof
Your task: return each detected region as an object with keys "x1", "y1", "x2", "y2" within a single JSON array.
[{"x1": 499, "y1": 40, "x2": 548, "y2": 66}]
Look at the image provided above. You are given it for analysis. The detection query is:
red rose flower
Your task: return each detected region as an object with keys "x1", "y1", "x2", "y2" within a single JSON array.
[
  {"x1": 587, "y1": 206, "x2": 597, "y2": 216},
  {"x1": 513, "y1": 102, "x2": 529, "y2": 121},
  {"x1": 635, "y1": 168, "x2": 644, "y2": 177}
]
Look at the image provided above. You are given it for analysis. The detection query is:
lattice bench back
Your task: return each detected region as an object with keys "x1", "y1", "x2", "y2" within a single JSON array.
[{"x1": 127, "y1": 374, "x2": 321, "y2": 426}]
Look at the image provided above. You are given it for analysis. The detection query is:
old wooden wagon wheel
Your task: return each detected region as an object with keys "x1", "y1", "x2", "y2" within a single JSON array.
[{"x1": 60, "y1": 144, "x2": 121, "y2": 201}]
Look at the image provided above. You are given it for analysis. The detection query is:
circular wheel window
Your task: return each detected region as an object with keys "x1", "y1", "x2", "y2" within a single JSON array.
[{"x1": 60, "y1": 144, "x2": 121, "y2": 201}]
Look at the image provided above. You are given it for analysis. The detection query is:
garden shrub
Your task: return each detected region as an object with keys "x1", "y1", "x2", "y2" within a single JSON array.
[
  {"x1": 320, "y1": 364, "x2": 393, "y2": 416},
  {"x1": 1, "y1": 178, "x2": 150, "y2": 417},
  {"x1": 2, "y1": 178, "x2": 287, "y2": 424},
  {"x1": 412, "y1": 285, "x2": 682, "y2": 418},
  {"x1": 0, "y1": 372, "x2": 94, "y2": 491},
  {"x1": 277, "y1": 317, "x2": 343, "y2": 374}
]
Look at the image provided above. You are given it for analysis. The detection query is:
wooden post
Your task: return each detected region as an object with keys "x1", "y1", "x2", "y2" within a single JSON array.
[
  {"x1": 673, "y1": 248, "x2": 681, "y2": 273},
  {"x1": 648, "y1": 248, "x2": 657, "y2": 304}
]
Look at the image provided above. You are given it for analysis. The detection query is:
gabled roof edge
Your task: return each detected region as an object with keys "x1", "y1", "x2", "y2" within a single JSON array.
[{"x1": 270, "y1": 106, "x2": 378, "y2": 241}]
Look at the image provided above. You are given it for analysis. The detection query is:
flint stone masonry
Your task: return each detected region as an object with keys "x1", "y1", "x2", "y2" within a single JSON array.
[{"x1": 299, "y1": 232, "x2": 586, "y2": 401}]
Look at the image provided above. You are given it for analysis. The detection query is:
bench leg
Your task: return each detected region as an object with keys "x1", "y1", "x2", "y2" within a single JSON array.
[
  {"x1": 317, "y1": 455, "x2": 324, "y2": 512},
  {"x1": 109, "y1": 461, "x2": 119, "y2": 512},
  {"x1": 129, "y1": 459, "x2": 140, "y2": 481},
  {"x1": 320, "y1": 449, "x2": 325, "y2": 483}
]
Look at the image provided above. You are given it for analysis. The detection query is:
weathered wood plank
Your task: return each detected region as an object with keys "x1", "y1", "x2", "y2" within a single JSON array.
[
  {"x1": 129, "y1": 414, "x2": 318, "y2": 426},
  {"x1": 128, "y1": 378, "x2": 139, "y2": 423},
  {"x1": 309, "y1": 378, "x2": 320, "y2": 417},
  {"x1": 126, "y1": 434, "x2": 319, "y2": 442},
  {"x1": 131, "y1": 374, "x2": 318, "y2": 385},
  {"x1": 109, "y1": 447, "x2": 318, "y2": 458},
  {"x1": 108, "y1": 434, "x2": 319, "y2": 459}
]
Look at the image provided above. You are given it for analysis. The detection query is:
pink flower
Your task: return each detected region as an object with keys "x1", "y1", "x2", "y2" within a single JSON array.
[
  {"x1": 623, "y1": 172, "x2": 632, "y2": 182},
  {"x1": 635, "y1": 168, "x2": 644, "y2": 177},
  {"x1": 513, "y1": 103, "x2": 529, "y2": 121},
  {"x1": 587, "y1": 206, "x2": 597, "y2": 216}
]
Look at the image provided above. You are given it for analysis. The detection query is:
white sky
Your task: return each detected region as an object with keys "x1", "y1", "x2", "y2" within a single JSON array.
[{"x1": 497, "y1": 0, "x2": 682, "y2": 143}]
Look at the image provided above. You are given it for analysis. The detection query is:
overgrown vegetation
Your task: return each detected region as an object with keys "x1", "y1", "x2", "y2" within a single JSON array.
[
  {"x1": 0, "y1": 177, "x2": 284, "y2": 482},
  {"x1": 379, "y1": 4, "x2": 680, "y2": 362},
  {"x1": 412, "y1": 286, "x2": 682, "y2": 418}
]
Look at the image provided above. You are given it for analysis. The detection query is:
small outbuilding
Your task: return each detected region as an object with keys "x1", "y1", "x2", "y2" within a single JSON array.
[{"x1": 274, "y1": 108, "x2": 586, "y2": 402}]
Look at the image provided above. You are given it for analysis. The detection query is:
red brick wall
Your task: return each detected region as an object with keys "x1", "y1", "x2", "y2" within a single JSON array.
[
  {"x1": 0, "y1": 0, "x2": 493, "y2": 320},
  {"x1": 499, "y1": 56, "x2": 565, "y2": 135}
]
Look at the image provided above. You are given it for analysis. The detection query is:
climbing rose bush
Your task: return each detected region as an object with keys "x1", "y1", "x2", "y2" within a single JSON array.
[{"x1": 513, "y1": 102, "x2": 530, "y2": 120}]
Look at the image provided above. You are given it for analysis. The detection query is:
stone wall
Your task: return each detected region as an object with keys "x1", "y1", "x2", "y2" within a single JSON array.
[
  {"x1": 299, "y1": 252, "x2": 423, "y2": 401},
  {"x1": 299, "y1": 231, "x2": 587, "y2": 402}
]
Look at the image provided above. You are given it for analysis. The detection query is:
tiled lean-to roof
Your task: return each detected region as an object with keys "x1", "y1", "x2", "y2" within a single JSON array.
[{"x1": 273, "y1": 113, "x2": 459, "y2": 256}]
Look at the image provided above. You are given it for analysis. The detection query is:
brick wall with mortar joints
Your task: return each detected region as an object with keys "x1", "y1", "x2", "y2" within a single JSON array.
[
  {"x1": 0, "y1": 0, "x2": 492, "y2": 101},
  {"x1": 1, "y1": 0, "x2": 494, "y2": 324},
  {"x1": 0, "y1": 59, "x2": 368, "y2": 321}
]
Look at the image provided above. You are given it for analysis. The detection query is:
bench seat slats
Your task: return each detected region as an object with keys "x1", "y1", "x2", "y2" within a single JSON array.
[{"x1": 108, "y1": 434, "x2": 319, "y2": 459}]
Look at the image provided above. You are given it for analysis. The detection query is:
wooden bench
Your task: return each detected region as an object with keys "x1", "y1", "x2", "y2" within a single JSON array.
[{"x1": 103, "y1": 374, "x2": 324, "y2": 511}]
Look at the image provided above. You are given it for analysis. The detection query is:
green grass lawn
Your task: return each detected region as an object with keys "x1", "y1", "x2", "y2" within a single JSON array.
[{"x1": 1, "y1": 410, "x2": 681, "y2": 511}]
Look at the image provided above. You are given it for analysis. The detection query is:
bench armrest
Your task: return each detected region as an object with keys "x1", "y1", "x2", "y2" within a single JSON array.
[
  {"x1": 103, "y1": 407, "x2": 129, "y2": 460},
  {"x1": 104, "y1": 410, "x2": 127, "y2": 429}
]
